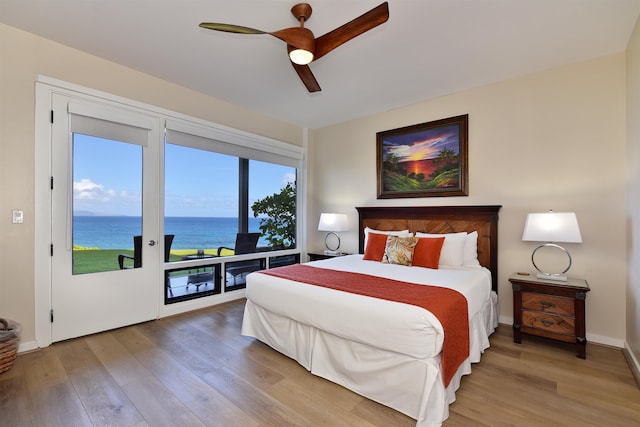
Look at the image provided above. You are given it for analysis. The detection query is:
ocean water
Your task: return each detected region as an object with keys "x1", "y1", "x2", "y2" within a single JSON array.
[{"x1": 73, "y1": 216, "x2": 266, "y2": 250}]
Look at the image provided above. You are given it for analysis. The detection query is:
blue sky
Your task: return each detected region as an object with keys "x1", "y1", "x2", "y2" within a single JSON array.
[{"x1": 73, "y1": 134, "x2": 295, "y2": 217}]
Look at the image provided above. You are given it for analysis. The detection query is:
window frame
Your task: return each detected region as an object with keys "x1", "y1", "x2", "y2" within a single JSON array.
[
  {"x1": 163, "y1": 118, "x2": 302, "y2": 304},
  {"x1": 163, "y1": 143, "x2": 301, "y2": 303}
]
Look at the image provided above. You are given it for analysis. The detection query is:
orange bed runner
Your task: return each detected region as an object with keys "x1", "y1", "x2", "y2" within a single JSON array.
[{"x1": 262, "y1": 264, "x2": 469, "y2": 387}]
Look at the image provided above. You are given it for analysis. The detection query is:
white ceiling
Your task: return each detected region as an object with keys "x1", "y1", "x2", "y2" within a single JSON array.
[{"x1": 2, "y1": 0, "x2": 640, "y2": 129}]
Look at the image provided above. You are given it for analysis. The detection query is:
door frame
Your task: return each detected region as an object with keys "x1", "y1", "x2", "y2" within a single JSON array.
[{"x1": 35, "y1": 79, "x2": 166, "y2": 346}]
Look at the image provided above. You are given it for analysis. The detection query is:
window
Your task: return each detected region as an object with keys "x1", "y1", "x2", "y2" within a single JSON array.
[
  {"x1": 67, "y1": 102, "x2": 152, "y2": 275},
  {"x1": 72, "y1": 134, "x2": 142, "y2": 274},
  {"x1": 164, "y1": 144, "x2": 240, "y2": 254},
  {"x1": 163, "y1": 120, "x2": 301, "y2": 302},
  {"x1": 249, "y1": 160, "x2": 297, "y2": 251},
  {"x1": 165, "y1": 264, "x2": 221, "y2": 304}
]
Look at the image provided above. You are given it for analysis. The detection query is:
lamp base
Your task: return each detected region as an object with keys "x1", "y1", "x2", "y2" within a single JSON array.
[
  {"x1": 537, "y1": 273, "x2": 567, "y2": 282},
  {"x1": 531, "y1": 243, "x2": 572, "y2": 283},
  {"x1": 324, "y1": 232, "x2": 341, "y2": 253}
]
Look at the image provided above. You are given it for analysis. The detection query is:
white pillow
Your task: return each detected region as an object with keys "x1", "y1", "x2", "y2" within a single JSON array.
[
  {"x1": 464, "y1": 231, "x2": 480, "y2": 267},
  {"x1": 415, "y1": 231, "x2": 467, "y2": 267},
  {"x1": 364, "y1": 227, "x2": 410, "y2": 250}
]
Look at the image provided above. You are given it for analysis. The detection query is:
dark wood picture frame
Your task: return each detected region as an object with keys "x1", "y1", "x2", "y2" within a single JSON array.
[{"x1": 376, "y1": 114, "x2": 468, "y2": 198}]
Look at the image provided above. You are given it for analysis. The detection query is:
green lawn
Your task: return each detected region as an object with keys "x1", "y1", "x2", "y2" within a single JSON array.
[{"x1": 72, "y1": 248, "x2": 233, "y2": 275}]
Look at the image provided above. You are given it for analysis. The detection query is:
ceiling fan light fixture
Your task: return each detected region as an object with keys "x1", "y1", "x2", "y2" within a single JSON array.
[{"x1": 289, "y1": 48, "x2": 314, "y2": 65}]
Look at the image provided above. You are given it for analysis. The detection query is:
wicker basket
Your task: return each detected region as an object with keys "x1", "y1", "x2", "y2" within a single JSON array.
[{"x1": 0, "y1": 318, "x2": 21, "y2": 374}]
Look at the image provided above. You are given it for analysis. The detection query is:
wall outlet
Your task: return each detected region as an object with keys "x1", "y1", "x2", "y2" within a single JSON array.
[{"x1": 12, "y1": 210, "x2": 24, "y2": 224}]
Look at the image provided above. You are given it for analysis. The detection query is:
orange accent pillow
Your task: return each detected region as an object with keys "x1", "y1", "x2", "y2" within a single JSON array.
[
  {"x1": 363, "y1": 232, "x2": 389, "y2": 261},
  {"x1": 412, "y1": 237, "x2": 445, "y2": 269}
]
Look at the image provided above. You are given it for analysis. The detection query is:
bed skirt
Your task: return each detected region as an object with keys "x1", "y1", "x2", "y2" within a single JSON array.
[{"x1": 241, "y1": 291, "x2": 498, "y2": 427}]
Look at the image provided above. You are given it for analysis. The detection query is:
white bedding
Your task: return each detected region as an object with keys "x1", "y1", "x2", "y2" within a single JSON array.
[
  {"x1": 245, "y1": 255, "x2": 491, "y2": 359},
  {"x1": 242, "y1": 254, "x2": 498, "y2": 427}
]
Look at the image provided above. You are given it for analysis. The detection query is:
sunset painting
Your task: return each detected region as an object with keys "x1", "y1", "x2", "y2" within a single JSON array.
[{"x1": 376, "y1": 115, "x2": 468, "y2": 198}]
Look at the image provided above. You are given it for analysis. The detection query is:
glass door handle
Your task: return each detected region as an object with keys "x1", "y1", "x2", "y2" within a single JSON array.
[{"x1": 148, "y1": 240, "x2": 156, "y2": 246}]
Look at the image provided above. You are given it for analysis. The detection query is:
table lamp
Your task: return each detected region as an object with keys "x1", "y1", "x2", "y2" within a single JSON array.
[
  {"x1": 522, "y1": 210, "x2": 582, "y2": 281},
  {"x1": 318, "y1": 213, "x2": 348, "y2": 254}
]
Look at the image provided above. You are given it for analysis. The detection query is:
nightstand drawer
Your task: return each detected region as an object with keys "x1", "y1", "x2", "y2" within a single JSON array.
[
  {"x1": 522, "y1": 311, "x2": 575, "y2": 336},
  {"x1": 522, "y1": 292, "x2": 574, "y2": 316}
]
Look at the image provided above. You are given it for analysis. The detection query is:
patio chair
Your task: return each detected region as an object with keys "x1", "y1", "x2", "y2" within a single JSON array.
[
  {"x1": 216, "y1": 232, "x2": 261, "y2": 256},
  {"x1": 118, "y1": 234, "x2": 175, "y2": 269},
  {"x1": 219, "y1": 232, "x2": 262, "y2": 285}
]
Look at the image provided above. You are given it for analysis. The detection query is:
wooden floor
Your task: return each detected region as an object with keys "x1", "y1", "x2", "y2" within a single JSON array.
[{"x1": 2, "y1": 298, "x2": 639, "y2": 426}]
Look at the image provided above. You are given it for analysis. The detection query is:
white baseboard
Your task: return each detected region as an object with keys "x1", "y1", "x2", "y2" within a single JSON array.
[
  {"x1": 623, "y1": 343, "x2": 640, "y2": 386},
  {"x1": 587, "y1": 332, "x2": 624, "y2": 348},
  {"x1": 18, "y1": 340, "x2": 38, "y2": 354},
  {"x1": 498, "y1": 314, "x2": 513, "y2": 326}
]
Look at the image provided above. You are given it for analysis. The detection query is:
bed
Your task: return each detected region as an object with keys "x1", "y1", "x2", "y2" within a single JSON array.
[{"x1": 241, "y1": 205, "x2": 501, "y2": 427}]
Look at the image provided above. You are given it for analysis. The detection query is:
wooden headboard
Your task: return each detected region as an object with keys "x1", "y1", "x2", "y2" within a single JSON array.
[{"x1": 356, "y1": 205, "x2": 501, "y2": 292}]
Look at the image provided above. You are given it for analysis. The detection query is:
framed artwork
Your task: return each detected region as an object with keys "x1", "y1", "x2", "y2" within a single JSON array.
[{"x1": 376, "y1": 114, "x2": 468, "y2": 199}]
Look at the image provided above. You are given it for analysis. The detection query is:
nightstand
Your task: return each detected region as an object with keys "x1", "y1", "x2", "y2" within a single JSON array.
[
  {"x1": 509, "y1": 272, "x2": 590, "y2": 359},
  {"x1": 307, "y1": 252, "x2": 348, "y2": 262}
]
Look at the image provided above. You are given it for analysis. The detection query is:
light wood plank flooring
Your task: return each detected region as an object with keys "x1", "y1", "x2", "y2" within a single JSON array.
[{"x1": 1, "y1": 298, "x2": 639, "y2": 426}]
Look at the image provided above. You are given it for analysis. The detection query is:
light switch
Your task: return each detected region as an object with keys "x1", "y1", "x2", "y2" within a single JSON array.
[{"x1": 12, "y1": 210, "x2": 24, "y2": 224}]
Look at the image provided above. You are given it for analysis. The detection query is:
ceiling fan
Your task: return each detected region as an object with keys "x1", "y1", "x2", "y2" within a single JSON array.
[{"x1": 199, "y1": 2, "x2": 389, "y2": 92}]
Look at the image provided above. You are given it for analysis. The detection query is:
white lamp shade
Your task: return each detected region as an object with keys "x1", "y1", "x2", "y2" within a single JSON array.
[
  {"x1": 318, "y1": 213, "x2": 349, "y2": 232},
  {"x1": 522, "y1": 211, "x2": 582, "y2": 243}
]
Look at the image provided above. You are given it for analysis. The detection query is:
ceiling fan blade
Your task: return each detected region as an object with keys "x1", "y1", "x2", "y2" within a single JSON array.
[
  {"x1": 271, "y1": 27, "x2": 315, "y2": 51},
  {"x1": 200, "y1": 23, "x2": 314, "y2": 51},
  {"x1": 314, "y1": 2, "x2": 389, "y2": 61},
  {"x1": 291, "y1": 61, "x2": 321, "y2": 92},
  {"x1": 199, "y1": 23, "x2": 267, "y2": 35}
]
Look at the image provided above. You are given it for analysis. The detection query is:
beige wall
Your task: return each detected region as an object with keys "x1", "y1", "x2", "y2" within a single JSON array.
[
  {"x1": 0, "y1": 23, "x2": 303, "y2": 345},
  {"x1": 309, "y1": 54, "x2": 627, "y2": 346},
  {"x1": 626, "y1": 17, "x2": 640, "y2": 371},
  {"x1": 0, "y1": 20, "x2": 634, "y2": 352}
]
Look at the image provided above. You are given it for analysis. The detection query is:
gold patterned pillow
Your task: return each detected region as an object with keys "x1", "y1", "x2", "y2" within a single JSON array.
[{"x1": 382, "y1": 235, "x2": 419, "y2": 266}]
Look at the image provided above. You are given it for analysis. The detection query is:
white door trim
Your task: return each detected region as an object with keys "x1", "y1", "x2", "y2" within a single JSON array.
[{"x1": 34, "y1": 80, "x2": 165, "y2": 346}]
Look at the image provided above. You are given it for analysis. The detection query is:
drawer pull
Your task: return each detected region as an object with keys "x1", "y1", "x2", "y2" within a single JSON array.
[
  {"x1": 540, "y1": 301, "x2": 556, "y2": 310},
  {"x1": 541, "y1": 318, "x2": 556, "y2": 327}
]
